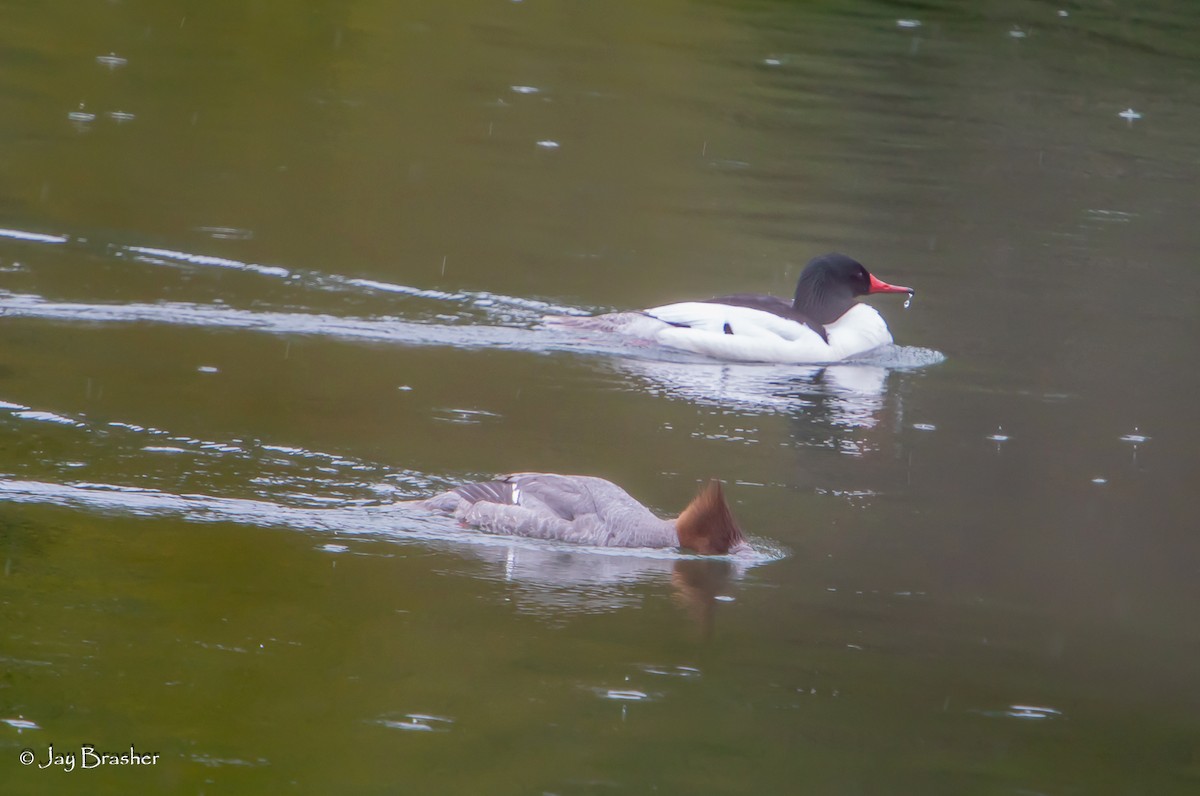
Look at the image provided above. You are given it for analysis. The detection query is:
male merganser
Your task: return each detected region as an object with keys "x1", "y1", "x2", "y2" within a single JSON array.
[
  {"x1": 414, "y1": 474, "x2": 749, "y2": 555},
  {"x1": 549, "y1": 253, "x2": 913, "y2": 364}
]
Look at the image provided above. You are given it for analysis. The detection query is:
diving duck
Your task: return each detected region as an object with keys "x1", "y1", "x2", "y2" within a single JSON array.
[{"x1": 414, "y1": 474, "x2": 748, "y2": 555}]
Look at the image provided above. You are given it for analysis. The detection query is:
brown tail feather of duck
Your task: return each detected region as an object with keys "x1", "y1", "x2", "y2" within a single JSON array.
[{"x1": 674, "y1": 480, "x2": 745, "y2": 554}]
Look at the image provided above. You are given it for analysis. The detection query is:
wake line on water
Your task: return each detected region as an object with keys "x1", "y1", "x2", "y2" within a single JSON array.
[
  {"x1": 0, "y1": 289, "x2": 943, "y2": 369},
  {"x1": 0, "y1": 477, "x2": 780, "y2": 564},
  {"x1": 0, "y1": 224, "x2": 944, "y2": 369},
  {"x1": 0, "y1": 289, "x2": 724, "y2": 364},
  {"x1": 124, "y1": 245, "x2": 588, "y2": 317},
  {"x1": 0, "y1": 388, "x2": 780, "y2": 563},
  {"x1": 0, "y1": 226, "x2": 587, "y2": 322}
]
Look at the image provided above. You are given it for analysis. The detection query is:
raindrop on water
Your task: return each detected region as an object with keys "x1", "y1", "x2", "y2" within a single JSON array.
[
  {"x1": 604, "y1": 689, "x2": 649, "y2": 701},
  {"x1": 2, "y1": 716, "x2": 40, "y2": 732},
  {"x1": 987, "y1": 427, "x2": 1009, "y2": 451},
  {"x1": 96, "y1": 53, "x2": 127, "y2": 69},
  {"x1": 1005, "y1": 704, "x2": 1061, "y2": 720},
  {"x1": 1120, "y1": 428, "x2": 1149, "y2": 444},
  {"x1": 68, "y1": 103, "x2": 95, "y2": 125}
]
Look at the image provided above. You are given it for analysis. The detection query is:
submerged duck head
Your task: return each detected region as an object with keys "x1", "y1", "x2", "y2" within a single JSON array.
[
  {"x1": 674, "y1": 480, "x2": 749, "y2": 555},
  {"x1": 793, "y1": 253, "x2": 914, "y2": 324}
]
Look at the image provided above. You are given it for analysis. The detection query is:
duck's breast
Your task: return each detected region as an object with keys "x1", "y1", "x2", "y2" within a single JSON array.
[{"x1": 821, "y1": 303, "x2": 893, "y2": 358}]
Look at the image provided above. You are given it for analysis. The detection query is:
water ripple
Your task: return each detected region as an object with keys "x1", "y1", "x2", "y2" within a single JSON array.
[
  {"x1": 377, "y1": 714, "x2": 454, "y2": 732},
  {"x1": 0, "y1": 228, "x2": 68, "y2": 244},
  {"x1": 599, "y1": 689, "x2": 652, "y2": 701},
  {"x1": 0, "y1": 397, "x2": 437, "y2": 504}
]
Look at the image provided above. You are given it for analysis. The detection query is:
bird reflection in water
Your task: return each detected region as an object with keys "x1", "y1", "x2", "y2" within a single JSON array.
[{"x1": 461, "y1": 540, "x2": 755, "y2": 636}]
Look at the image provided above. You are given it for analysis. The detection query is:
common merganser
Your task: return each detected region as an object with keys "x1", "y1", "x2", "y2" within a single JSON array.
[
  {"x1": 548, "y1": 253, "x2": 913, "y2": 364},
  {"x1": 413, "y1": 474, "x2": 748, "y2": 555}
]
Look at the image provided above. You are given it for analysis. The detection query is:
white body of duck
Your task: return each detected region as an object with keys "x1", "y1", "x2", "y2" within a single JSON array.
[
  {"x1": 616, "y1": 302, "x2": 892, "y2": 363},
  {"x1": 548, "y1": 253, "x2": 913, "y2": 364}
]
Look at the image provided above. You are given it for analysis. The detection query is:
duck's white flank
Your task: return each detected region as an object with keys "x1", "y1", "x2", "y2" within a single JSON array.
[{"x1": 635, "y1": 303, "x2": 892, "y2": 363}]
